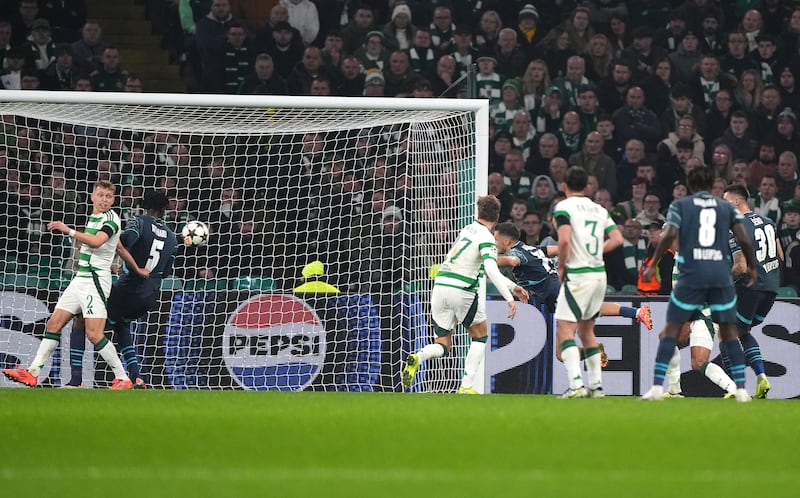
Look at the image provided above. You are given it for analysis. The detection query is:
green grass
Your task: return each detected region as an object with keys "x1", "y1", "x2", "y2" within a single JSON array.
[{"x1": 1, "y1": 391, "x2": 798, "y2": 497}]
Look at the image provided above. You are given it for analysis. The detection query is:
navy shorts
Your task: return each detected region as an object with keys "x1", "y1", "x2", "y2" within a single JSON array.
[
  {"x1": 667, "y1": 281, "x2": 737, "y2": 324},
  {"x1": 735, "y1": 287, "x2": 777, "y2": 332},
  {"x1": 106, "y1": 283, "x2": 158, "y2": 324}
]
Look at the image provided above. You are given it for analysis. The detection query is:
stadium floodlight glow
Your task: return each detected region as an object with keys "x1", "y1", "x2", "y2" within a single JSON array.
[{"x1": 0, "y1": 90, "x2": 488, "y2": 392}]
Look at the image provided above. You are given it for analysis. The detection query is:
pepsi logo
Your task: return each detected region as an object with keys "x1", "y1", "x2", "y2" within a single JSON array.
[{"x1": 223, "y1": 294, "x2": 327, "y2": 391}]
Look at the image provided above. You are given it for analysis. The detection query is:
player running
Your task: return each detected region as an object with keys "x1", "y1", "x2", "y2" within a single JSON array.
[{"x1": 401, "y1": 195, "x2": 529, "y2": 393}]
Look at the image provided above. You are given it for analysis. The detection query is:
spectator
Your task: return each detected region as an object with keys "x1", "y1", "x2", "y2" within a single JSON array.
[
  {"x1": 548, "y1": 156, "x2": 568, "y2": 188},
  {"x1": 196, "y1": 0, "x2": 237, "y2": 91},
  {"x1": 383, "y1": 50, "x2": 417, "y2": 97},
  {"x1": 569, "y1": 131, "x2": 617, "y2": 199},
  {"x1": 720, "y1": 30, "x2": 758, "y2": 79},
  {"x1": 43, "y1": 44, "x2": 77, "y2": 90},
  {"x1": 309, "y1": 76, "x2": 331, "y2": 96},
  {"x1": 709, "y1": 143, "x2": 733, "y2": 180},
  {"x1": 450, "y1": 24, "x2": 477, "y2": 78},
  {"x1": 622, "y1": 26, "x2": 668, "y2": 79},
  {"x1": 287, "y1": 46, "x2": 337, "y2": 96},
  {"x1": 493, "y1": 78, "x2": 525, "y2": 132},
  {"x1": 690, "y1": 54, "x2": 735, "y2": 113},
  {"x1": 605, "y1": 217, "x2": 644, "y2": 291},
  {"x1": 525, "y1": 132, "x2": 558, "y2": 176},
  {"x1": 776, "y1": 151, "x2": 799, "y2": 201},
  {"x1": 635, "y1": 192, "x2": 666, "y2": 227},
  {"x1": 488, "y1": 171, "x2": 513, "y2": 221},
  {"x1": 699, "y1": 13, "x2": 726, "y2": 56},
  {"x1": 10, "y1": 0, "x2": 39, "y2": 47},
  {"x1": 509, "y1": 111, "x2": 536, "y2": 162},
  {"x1": 612, "y1": 86, "x2": 662, "y2": 152},
  {"x1": 555, "y1": 111, "x2": 583, "y2": 157},
  {"x1": 381, "y1": 3, "x2": 415, "y2": 52},
  {"x1": 778, "y1": 65, "x2": 800, "y2": 112},
  {"x1": 362, "y1": 70, "x2": 384, "y2": 97},
  {"x1": 749, "y1": 142, "x2": 778, "y2": 186},
  {"x1": 657, "y1": 114, "x2": 705, "y2": 166},
  {"x1": 533, "y1": 85, "x2": 563, "y2": 134},
  {"x1": 617, "y1": 174, "x2": 648, "y2": 219},
  {"x1": 535, "y1": 26, "x2": 575, "y2": 80},
  {"x1": 520, "y1": 210, "x2": 552, "y2": 245},
  {"x1": 474, "y1": 10, "x2": 502, "y2": 51},
  {"x1": 771, "y1": 108, "x2": 799, "y2": 157},
  {"x1": 526, "y1": 174, "x2": 556, "y2": 215},
  {"x1": 499, "y1": 149, "x2": 533, "y2": 201},
  {"x1": 280, "y1": 0, "x2": 318, "y2": 46},
  {"x1": 23, "y1": 18, "x2": 56, "y2": 70},
  {"x1": 780, "y1": 200, "x2": 800, "y2": 292},
  {"x1": 91, "y1": 47, "x2": 127, "y2": 92},
  {"x1": 71, "y1": 21, "x2": 105, "y2": 75},
  {"x1": 429, "y1": 5, "x2": 455, "y2": 53},
  {"x1": 355, "y1": 31, "x2": 388, "y2": 74},
  {"x1": 606, "y1": 12, "x2": 631, "y2": 58},
  {"x1": 668, "y1": 29, "x2": 701, "y2": 84},
  {"x1": 553, "y1": 55, "x2": 592, "y2": 110},
  {"x1": 513, "y1": 4, "x2": 542, "y2": 61},
  {"x1": 475, "y1": 55, "x2": 501, "y2": 110},
  {"x1": 596, "y1": 113, "x2": 624, "y2": 163},
  {"x1": 237, "y1": 53, "x2": 283, "y2": 94},
  {"x1": 710, "y1": 110, "x2": 758, "y2": 163},
  {"x1": 751, "y1": 174, "x2": 781, "y2": 223},
  {"x1": 254, "y1": 4, "x2": 297, "y2": 54},
  {"x1": 751, "y1": 33, "x2": 782, "y2": 87},
  {"x1": 266, "y1": 20, "x2": 304, "y2": 79},
  {"x1": 734, "y1": 68, "x2": 763, "y2": 114},
  {"x1": 574, "y1": 85, "x2": 600, "y2": 134},
  {"x1": 493, "y1": 28, "x2": 527, "y2": 80},
  {"x1": 408, "y1": 27, "x2": 435, "y2": 75},
  {"x1": 597, "y1": 59, "x2": 633, "y2": 114},
  {"x1": 583, "y1": 34, "x2": 613, "y2": 82},
  {"x1": 0, "y1": 48, "x2": 25, "y2": 90},
  {"x1": 320, "y1": 30, "x2": 344, "y2": 68},
  {"x1": 654, "y1": 9, "x2": 687, "y2": 53},
  {"x1": 750, "y1": 84, "x2": 783, "y2": 141},
  {"x1": 341, "y1": 6, "x2": 376, "y2": 56},
  {"x1": 212, "y1": 21, "x2": 253, "y2": 93}
]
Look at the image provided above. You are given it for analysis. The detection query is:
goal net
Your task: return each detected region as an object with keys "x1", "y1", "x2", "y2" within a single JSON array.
[{"x1": 0, "y1": 91, "x2": 487, "y2": 392}]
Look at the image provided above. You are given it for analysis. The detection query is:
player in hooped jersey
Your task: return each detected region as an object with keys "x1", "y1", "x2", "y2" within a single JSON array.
[
  {"x1": 3, "y1": 181, "x2": 137, "y2": 389},
  {"x1": 642, "y1": 167, "x2": 758, "y2": 402},
  {"x1": 66, "y1": 190, "x2": 178, "y2": 389},
  {"x1": 401, "y1": 196, "x2": 529, "y2": 393},
  {"x1": 552, "y1": 167, "x2": 624, "y2": 399},
  {"x1": 723, "y1": 184, "x2": 781, "y2": 398}
]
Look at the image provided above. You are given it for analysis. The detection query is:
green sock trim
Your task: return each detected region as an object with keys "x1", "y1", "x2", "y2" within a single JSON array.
[
  {"x1": 584, "y1": 347, "x2": 601, "y2": 358},
  {"x1": 701, "y1": 361, "x2": 709, "y2": 374},
  {"x1": 472, "y1": 336, "x2": 487, "y2": 343},
  {"x1": 44, "y1": 332, "x2": 61, "y2": 342},
  {"x1": 94, "y1": 336, "x2": 109, "y2": 351},
  {"x1": 438, "y1": 343, "x2": 449, "y2": 356},
  {"x1": 560, "y1": 339, "x2": 577, "y2": 352}
]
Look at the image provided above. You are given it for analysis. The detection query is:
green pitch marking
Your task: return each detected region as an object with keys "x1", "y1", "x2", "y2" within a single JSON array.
[{"x1": 1, "y1": 391, "x2": 798, "y2": 497}]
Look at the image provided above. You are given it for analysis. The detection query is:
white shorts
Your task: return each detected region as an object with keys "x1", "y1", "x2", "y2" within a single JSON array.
[
  {"x1": 555, "y1": 272, "x2": 606, "y2": 322},
  {"x1": 689, "y1": 308, "x2": 717, "y2": 350},
  {"x1": 430, "y1": 285, "x2": 485, "y2": 335},
  {"x1": 55, "y1": 273, "x2": 112, "y2": 319}
]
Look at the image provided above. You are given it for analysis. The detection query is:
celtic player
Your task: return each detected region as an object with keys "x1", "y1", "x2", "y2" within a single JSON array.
[
  {"x1": 3, "y1": 180, "x2": 134, "y2": 389},
  {"x1": 401, "y1": 195, "x2": 529, "y2": 393}
]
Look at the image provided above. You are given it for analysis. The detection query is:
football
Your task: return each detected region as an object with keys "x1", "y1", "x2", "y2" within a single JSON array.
[{"x1": 181, "y1": 220, "x2": 210, "y2": 247}]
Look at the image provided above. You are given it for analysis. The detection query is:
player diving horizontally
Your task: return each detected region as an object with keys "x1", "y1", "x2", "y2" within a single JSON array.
[
  {"x1": 401, "y1": 195, "x2": 529, "y2": 393},
  {"x1": 493, "y1": 221, "x2": 653, "y2": 336}
]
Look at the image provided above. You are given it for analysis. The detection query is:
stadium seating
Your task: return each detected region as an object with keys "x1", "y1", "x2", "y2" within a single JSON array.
[
  {"x1": 777, "y1": 286, "x2": 798, "y2": 298},
  {"x1": 230, "y1": 275, "x2": 276, "y2": 292}
]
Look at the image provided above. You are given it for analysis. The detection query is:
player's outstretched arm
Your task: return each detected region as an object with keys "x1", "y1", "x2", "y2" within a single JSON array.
[
  {"x1": 497, "y1": 255, "x2": 520, "y2": 267},
  {"x1": 48, "y1": 220, "x2": 110, "y2": 248}
]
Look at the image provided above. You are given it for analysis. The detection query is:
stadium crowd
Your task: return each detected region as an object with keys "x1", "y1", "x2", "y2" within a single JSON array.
[{"x1": 3, "y1": 0, "x2": 800, "y2": 294}]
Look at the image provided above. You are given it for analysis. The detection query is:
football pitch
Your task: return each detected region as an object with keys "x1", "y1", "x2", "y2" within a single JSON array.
[{"x1": 1, "y1": 390, "x2": 798, "y2": 498}]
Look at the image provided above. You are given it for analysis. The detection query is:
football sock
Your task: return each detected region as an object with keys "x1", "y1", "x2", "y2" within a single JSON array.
[
  {"x1": 653, "y1": 336, "x2": 677, "y2": 386},
  {"x1": 584, "y1": 347, "x2": 602, "y2": 390},
  {"x1": 94, "y1": 336, "x2": 129, "y2": 381},
  {"x1": 722, "y1": 339, "x2": 747, "y2": 389},
  {"x1": 417, "y1": 343, "x2": 447, "y2": 362},
  {"x1": 115, "y1": 322, "x2": 141, "y2": 380},
  {"x1": 739, "y1": 333, "x2": 766, "y2": 376},
  {"x1": 665, "y1": 346, "x2": 682, "y2": 393},
  {"x1": 718, "y1": 341, "x2": 732, "y2": 375},
  {"x1": 702, "y1": 361, "x2": 736, "y2": 394},
  {"x1": 461, "y1": 337, "x2": 486, "y2": 388},
  {"x1": 68, "y1": 323, "x2": 85, "y2": 385},
  {"x1": 560, "y1": 340, "x2": 583, "y2": 390},
  {"x1": 619, "y1": 306, "x2": 637, "y2": 319},
  {"x1": 28, "y1": 332, "x2": 60, "y2": 377}
]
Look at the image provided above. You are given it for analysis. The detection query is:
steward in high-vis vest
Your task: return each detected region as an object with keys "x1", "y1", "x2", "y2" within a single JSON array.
[
  {"x1": 294, "y1": 260, "x2": 340, "y2": 293},
  {"x1": 638, "y1": 222, "x2": 675, "y2": 295}
]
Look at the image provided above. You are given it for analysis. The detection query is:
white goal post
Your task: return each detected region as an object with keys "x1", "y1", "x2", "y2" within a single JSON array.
[{"x1": 0, "y1": 90, "x2": 488, "y2": 392}]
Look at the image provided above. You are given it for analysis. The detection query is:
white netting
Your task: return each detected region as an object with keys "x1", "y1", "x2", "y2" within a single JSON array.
[{"x1": 0, "y1": 93, "x2": 485, "y2": 392}]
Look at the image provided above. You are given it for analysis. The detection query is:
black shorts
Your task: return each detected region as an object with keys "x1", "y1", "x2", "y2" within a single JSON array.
[
  {"x1": 106, "y1": 283, "x2": 158, "y2": 323},
  {"x1": 667, "y1": 281, "x2": 737, "y2": 324},
  {"x1": 735, "y1": 287, "x2": 777, "y2": 332}
]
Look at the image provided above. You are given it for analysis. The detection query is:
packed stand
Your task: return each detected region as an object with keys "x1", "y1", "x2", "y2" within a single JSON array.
[{"x1": 3, "y1": 0, "x2": 800, "y2": 295}]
